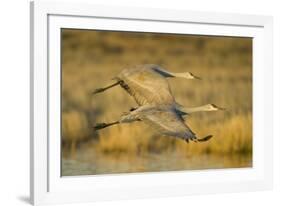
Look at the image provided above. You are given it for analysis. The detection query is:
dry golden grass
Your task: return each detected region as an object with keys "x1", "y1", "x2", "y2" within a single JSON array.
[{"x1": 61, "y1": 29, "x2": 252, "y2": 161}]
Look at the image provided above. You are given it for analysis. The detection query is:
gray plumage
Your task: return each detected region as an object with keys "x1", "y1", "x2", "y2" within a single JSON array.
[
  {"x1": 93, "y1": 64, "x2": 199, "y2": 106},
  {"x1": 94, "y1": 105, "x2": 213, "y2": 143}
]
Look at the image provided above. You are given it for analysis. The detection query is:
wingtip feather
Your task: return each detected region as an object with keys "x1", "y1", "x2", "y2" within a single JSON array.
[{"x1": 198, "y1": 135, "x2": 213, "y2": 142}]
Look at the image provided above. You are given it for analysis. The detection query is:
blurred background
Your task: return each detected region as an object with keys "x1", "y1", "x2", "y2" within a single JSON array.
[{"x1": 61, "y1": 29, "x2": 252, "y2": 176}]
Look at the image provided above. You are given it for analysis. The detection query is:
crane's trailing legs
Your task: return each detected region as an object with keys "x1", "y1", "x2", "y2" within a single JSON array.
[
  {"x1": 92, "y1": 81, "x2": 121, "y2": 94},
  {"x1": 93, "y1": 121, "x2": 120, "y2": 130}
]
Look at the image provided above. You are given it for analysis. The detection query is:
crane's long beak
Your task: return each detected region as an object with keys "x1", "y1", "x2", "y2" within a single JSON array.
[
  {"x1": 211, "y1": 104, "x2": 226, "y2": 111},
  {"x1": 189, "y1": 72, "x2": 201, "y2": 80},
  {"x1": 217, "y1": 106, "x2": 226, "y2": 111},
  {"x1": 190, "y1": 73, "x2": 201, "y2": 80}
]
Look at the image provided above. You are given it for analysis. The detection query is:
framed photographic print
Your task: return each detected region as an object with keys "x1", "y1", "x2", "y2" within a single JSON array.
[{"x1": 30, "y1": 0, "x2": 273, "y2": 205}]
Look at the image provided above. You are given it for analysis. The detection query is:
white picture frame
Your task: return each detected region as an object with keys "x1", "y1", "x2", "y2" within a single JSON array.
[{"x1": 30, "y1": 0, "x2": 273, "y2": 205}]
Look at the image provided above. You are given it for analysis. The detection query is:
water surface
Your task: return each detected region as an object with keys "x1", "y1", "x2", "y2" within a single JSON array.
[{"x1": 62, "y1": 148, "x2": 252, "y2": 176}]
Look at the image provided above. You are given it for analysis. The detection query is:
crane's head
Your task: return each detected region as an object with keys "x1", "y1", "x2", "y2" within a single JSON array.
[
  {"x1": 205, "y1": 104, "x2": 225, "y2": 111},
  {"x1": 181, "y1": 72, "x2": 201, "y2": 80}
]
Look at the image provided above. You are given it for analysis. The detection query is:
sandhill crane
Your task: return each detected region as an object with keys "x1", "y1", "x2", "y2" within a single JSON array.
[
  {"x1": 94, "y1": 105, "x2": 213, "y2": 143},
  {"x1": 93, "y1": 64, "x2": 200, "y2": 106},
  {"x1": 93, "y1": 64, "x2": 223, "y2": 115}
]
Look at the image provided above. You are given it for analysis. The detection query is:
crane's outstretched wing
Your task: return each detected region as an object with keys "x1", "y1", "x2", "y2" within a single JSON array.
[
  {"x1": 140, "y1": 108, "x2": 211, "y2": 143},
  {"x1": 117, "y1": 67, "x2": 175, "y2": 106}
]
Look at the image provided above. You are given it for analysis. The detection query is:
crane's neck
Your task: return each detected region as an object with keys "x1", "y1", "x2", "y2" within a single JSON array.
[
  {"x1": 153, "y1": 67, "x2": 190, "y2": 79},
  {"x1": 169, "y1": 72, "x2": 188, "y2": 78},
  {"x1": 177, "y1": 105, "x2": 210, "y2": 114}
]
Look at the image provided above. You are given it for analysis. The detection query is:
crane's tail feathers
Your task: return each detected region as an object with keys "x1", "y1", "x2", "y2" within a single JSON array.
[{"x1": 197, "y1": 135, "x2": 213, "y2": 142}]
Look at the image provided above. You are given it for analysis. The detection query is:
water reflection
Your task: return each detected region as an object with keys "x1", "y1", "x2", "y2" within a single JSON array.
[{"x1": 62, "y1": 148, "x2": 252, "y2": 176}]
